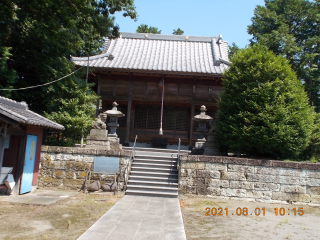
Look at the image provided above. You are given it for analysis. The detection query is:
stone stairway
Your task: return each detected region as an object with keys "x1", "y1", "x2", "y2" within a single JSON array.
[{"x1": 122, "y1": 147, "x2": 190, "y2": 198}]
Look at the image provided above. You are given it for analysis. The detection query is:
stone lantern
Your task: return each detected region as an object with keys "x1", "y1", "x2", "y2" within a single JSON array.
[
  {"x1": 192, "y1": 105, "x2": 212, "y2": 153},
  {"x1": 105, "y1": 102, "x2": 125, "y2": 149}
]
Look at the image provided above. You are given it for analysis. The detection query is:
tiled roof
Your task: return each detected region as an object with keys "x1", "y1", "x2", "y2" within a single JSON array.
[
  {"x1": 71, "y1": 32, "x2": 230, "y2": 76},
  {"x1": 0, "y1": 96, "x2": 64, "y2": 130}
]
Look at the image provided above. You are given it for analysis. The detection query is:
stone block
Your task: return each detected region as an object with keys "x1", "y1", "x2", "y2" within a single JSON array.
[
  {"x1": 247, "y1": 174, "x2": 275, "y2": 183},
  {"x1": 181, "y1": 161, "x2": 205, "y2": 169},
  {"x1": 277, "y1": 168, "x2": 302, "y2": 177},
  {"x1": 272, "y1": 161, "x2": 300, "y2": 169},
  {"x1": 222, "y1": 157, "x2": 248, "y2": 165},
  {"x1": 205, "y1": 163, "x2": 227, "y2": 171},
  {"x1": 54, "y1": 170, "x2": 65, "y2": 179},
  {"x1": 186, "y1": 186, "x2": 197, "y2": 194},
  {"x1": 46, "y1": 146, "x2": 61, "y2": 153},
  {"x1": 52, "y1": 161, "x2": 65, "y2": 170},
  {"x1": 299, "y1": 162, "x2": 320, "y2": 171},
  {"x1": 272, "y1": 192, "x2": 310, "y2": 202},
  {"x1": 254, "y1": 166, "x2": 274, "y2": 175},
  {"x1": 207, "y1": 187, "x2": 222, "y2": 196},
  {"x1": 73, "y1": 147, "x2": 97, "y2": 155},
  {"x1": 187, "y1": 155, "x2": 199, "y2": 161},
  {"x1": 221, "y1": 171, "x2": 246, "y2": 181},
  {"x1": 303, "y1": 170, "x2": 320, "y2": 179},
  {"x1": 196, "y1": 186, "x2": 207, "y2": 195},
  {"x1": 70, "y1": 161, "x2": 92, "y2": 171},
  {"x1": 180, "y1": 185, "x2": 187, "y2": 194},
  {"x1": 38, "y1": 176, "x2": 63, "y2": 187},
  {"x1": 41, "y1": 145, "x2": 49, "y2": 152},
  {"x1": 307, "y1": 186, "x2": 320, "y2": 195},
  {"x1": 247, "y1": 190, "x2": 272, "y2": 200},
  {"x1": 305, "y1": 178, "x2": 320, "y2": 187},
  {"x1": 222, "y1": 188, "x2": 246, "y2": 198},
  {"x1": 280, "y1": 185, "x2": 306, "y2": 194},
  {"x1": 197, "y1": 170, "x2": 220, "y2": 179},
  {"x1": 254, "y1": 182, "x2": 280, "y2": 191},
  {"x1": 180, "y1": 155, "x2": 188, "y2": 161},
  {"x1": 310, "y1": 195, "x2": 320, "y2": 204},
  {"x1": 194, "y1": 178, "x2": 206, "y2": 188},
  {"x1": 183, "y1": 169, "x2": 197, "y2": 178},
  {"x1": 229, "y1": 181, "x2": 254, "y2": 190},
  {"x1": 59, "y1": 147, "x2": 74, "y2": 154},
  {"x1": 248, "y1": 159, "x2": 273, "y2": 167},
  {"x1": 274, "y1": 175, "x2": 300, "y2": 185},
  {"x1": 207, "y1": 179, "x2": 229, "y2": 188},
  {"x1": 72, "y1": 155, "x2": 94, "y2": 163},
  {"x1": 66, "y1": 171, "x2": 76, "y2": 179},
  {"x1": 227, "y1": 164, "x2": 254, "y2": 173},
  {"x1": 180, "y1": 177, "x2": 194, "y2": 186},
  {"x1": 198, "y1": 156, "x2": 223, "y2": 163}
]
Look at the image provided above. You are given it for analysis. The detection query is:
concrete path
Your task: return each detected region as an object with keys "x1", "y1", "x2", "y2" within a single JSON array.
[
  {"x1": 0, "y1": 190, "x2": 77, "y2": 205},
  {"x1": 78, "y1": 195, "x2": 187, "y2": 240}
]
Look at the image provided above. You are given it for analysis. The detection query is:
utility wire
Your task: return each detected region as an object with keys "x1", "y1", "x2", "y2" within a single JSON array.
[{"x1": 0, "y1": 66, "x2": 85, "y2": 91}]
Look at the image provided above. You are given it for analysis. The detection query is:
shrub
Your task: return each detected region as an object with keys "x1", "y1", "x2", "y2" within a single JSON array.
[{"x1": 217, "y1": 44, "x2": 315, "y2": 159}]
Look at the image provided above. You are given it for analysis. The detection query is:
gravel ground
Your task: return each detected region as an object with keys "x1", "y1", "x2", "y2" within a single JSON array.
[
  {"x1": 180, "y1": 195, "x2": 320, "y2": 240},
  {"x1": 0, "y1": 192, "x2": 122, "y2": 240}
]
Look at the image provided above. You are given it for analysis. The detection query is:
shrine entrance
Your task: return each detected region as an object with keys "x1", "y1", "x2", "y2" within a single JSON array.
[{"x1": 132, "y1": 105, "x2": 190, "y2": 146}]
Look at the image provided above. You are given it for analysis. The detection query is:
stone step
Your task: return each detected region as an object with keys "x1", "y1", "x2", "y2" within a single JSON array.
[
  {"x1": 133, "y1": 158, "x2": 177, "y2": 165},
  {"x1": 125, "y1": 189, "x2": 178, "y2": 198},
  {"x1": 123, "y1": 146, "x2": 190, "y2": 154},
  {"x1": 133, "y1": 162, "x2": 177, "y2": 169},
  {"x1": 127, "y1": 185, "x2": 178, "y2": 192},
  {"x1": 128, "y1": 179, "x2": 178, "y2": 188},
  {"x1": 133, "y1": 155, "x2": 177, "y2": 161},
  {"x1": 131, "y1": 166, "x2": 178, "y2": 174},
  {"x1": 129, "y1": 175, "x2": 178, "y2": 183},
  {"x1": 130, "y1": 171, "x2": 178, "y2": 179},
  {"x1": 134, "y1": 151, "x2": 176, "y2": 158}
]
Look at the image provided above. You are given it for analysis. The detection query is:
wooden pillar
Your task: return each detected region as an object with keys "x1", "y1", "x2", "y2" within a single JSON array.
[
  {"x1": 125, "y1": 80, "x2": 133, "y2": 144},
  {"x1": 0, "y1": 122, "x2": 8, "y2": 175},
  {"x1": 96, "y1": 74, "x2": 101, "y2": 117},
  {"x1": 189, "y1": 84, "x2": 196, "y2": 147}
]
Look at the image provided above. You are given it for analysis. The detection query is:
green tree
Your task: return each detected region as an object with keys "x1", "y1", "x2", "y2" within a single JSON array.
[
  {"x1": 248, "y1": 0, "x2": 320, "y2": 109},
  {"x1": 217, "y1": 45, "x2": 315, "y2": 159},
  {"x1": 228, "y1": 43, "x2": 240, "y2": 60},
  {"x1": 136, "y1": 24, "x2": 161, "y2": 34},
  {"x1": 173, "y1": 28, "x2": 184, "y2": 35},
  {"x1": 0, "y1": 0, "x2": 137, "y2": 112},
  {"x1": 44, "y1": 69, "x2": 98, "y2": 146},
  {"x1": 0, "y1": 0, "x2": 137, "y2": 145}
]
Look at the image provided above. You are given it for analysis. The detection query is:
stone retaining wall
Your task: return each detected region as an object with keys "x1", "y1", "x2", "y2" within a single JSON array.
[
  {"x1": 180, "y1": 155, "x2": 320, "y2": 205},
  {"x1": 39, "y1": 146, "x2": 130, "y2": 190}
]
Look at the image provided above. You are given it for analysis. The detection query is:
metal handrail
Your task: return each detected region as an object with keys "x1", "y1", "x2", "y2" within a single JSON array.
[
  {"x1": 177, "y1": 138, "x2": 181, "y2": 170},
  {"x1": 123, "y1": 135, "x2": 137, "y2": 191}
]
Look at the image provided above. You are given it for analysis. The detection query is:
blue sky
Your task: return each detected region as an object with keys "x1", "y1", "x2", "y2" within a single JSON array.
[{"x1": 113, "y1": 0, "x2": 266, "y2": 48}]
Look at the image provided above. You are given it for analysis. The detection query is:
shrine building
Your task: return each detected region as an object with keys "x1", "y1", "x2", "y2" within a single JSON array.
[{"x1": 71, "y1": 32, "x2": 230, "y2": 149}]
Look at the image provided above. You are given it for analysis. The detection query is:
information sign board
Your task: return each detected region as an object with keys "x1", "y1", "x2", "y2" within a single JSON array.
[{"x1": 93, "y1": 157, "x2": 119, "y2": 174}]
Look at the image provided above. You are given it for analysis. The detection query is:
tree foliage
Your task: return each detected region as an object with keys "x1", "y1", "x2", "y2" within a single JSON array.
[
  {"x1": 173, "y1": 28, "x2": 184, "y2": 35},
  {"x1": 248, "y1": 0, "x2": 320, "y2": 109},
  {"x1": 136, "y1": 24, "x2": 161, "y2": 34},
  {"x1": 0, "y1": 0, "x2": 137, "y2": 145},
  {"x1": 217, "y1": 45, "x2": 315, "y2": 159},
  {"x1": 228, "y1": 43, "x2": 240, "y2": 60},
  {"x1": 44, "y1": 70, "x2": 98, "y2": 146}
]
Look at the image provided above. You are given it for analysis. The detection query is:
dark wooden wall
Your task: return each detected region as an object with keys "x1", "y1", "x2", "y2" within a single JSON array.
[
  {"x1": 98, "y1": 73, "x2": 223, "y2": 106},
  {"x1": 94, "y1": 72, "x2": 223, "y2": 146}
]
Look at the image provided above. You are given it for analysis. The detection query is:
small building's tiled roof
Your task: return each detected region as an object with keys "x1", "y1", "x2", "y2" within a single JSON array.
[
  {"x1": 0, "y1": 96, "x2": 64, "y2": 130},
  {"x1": 71, "y1": 32, "x2": 230, "y2": 76}
]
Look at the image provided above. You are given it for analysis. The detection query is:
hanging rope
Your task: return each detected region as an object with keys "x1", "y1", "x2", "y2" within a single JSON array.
[
  {"x1": 0, "y1": 66, "x2": 85, "y2": 91},
  {"x1": 159, "y1": 77, "x2": 164, "y2": 135}
]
